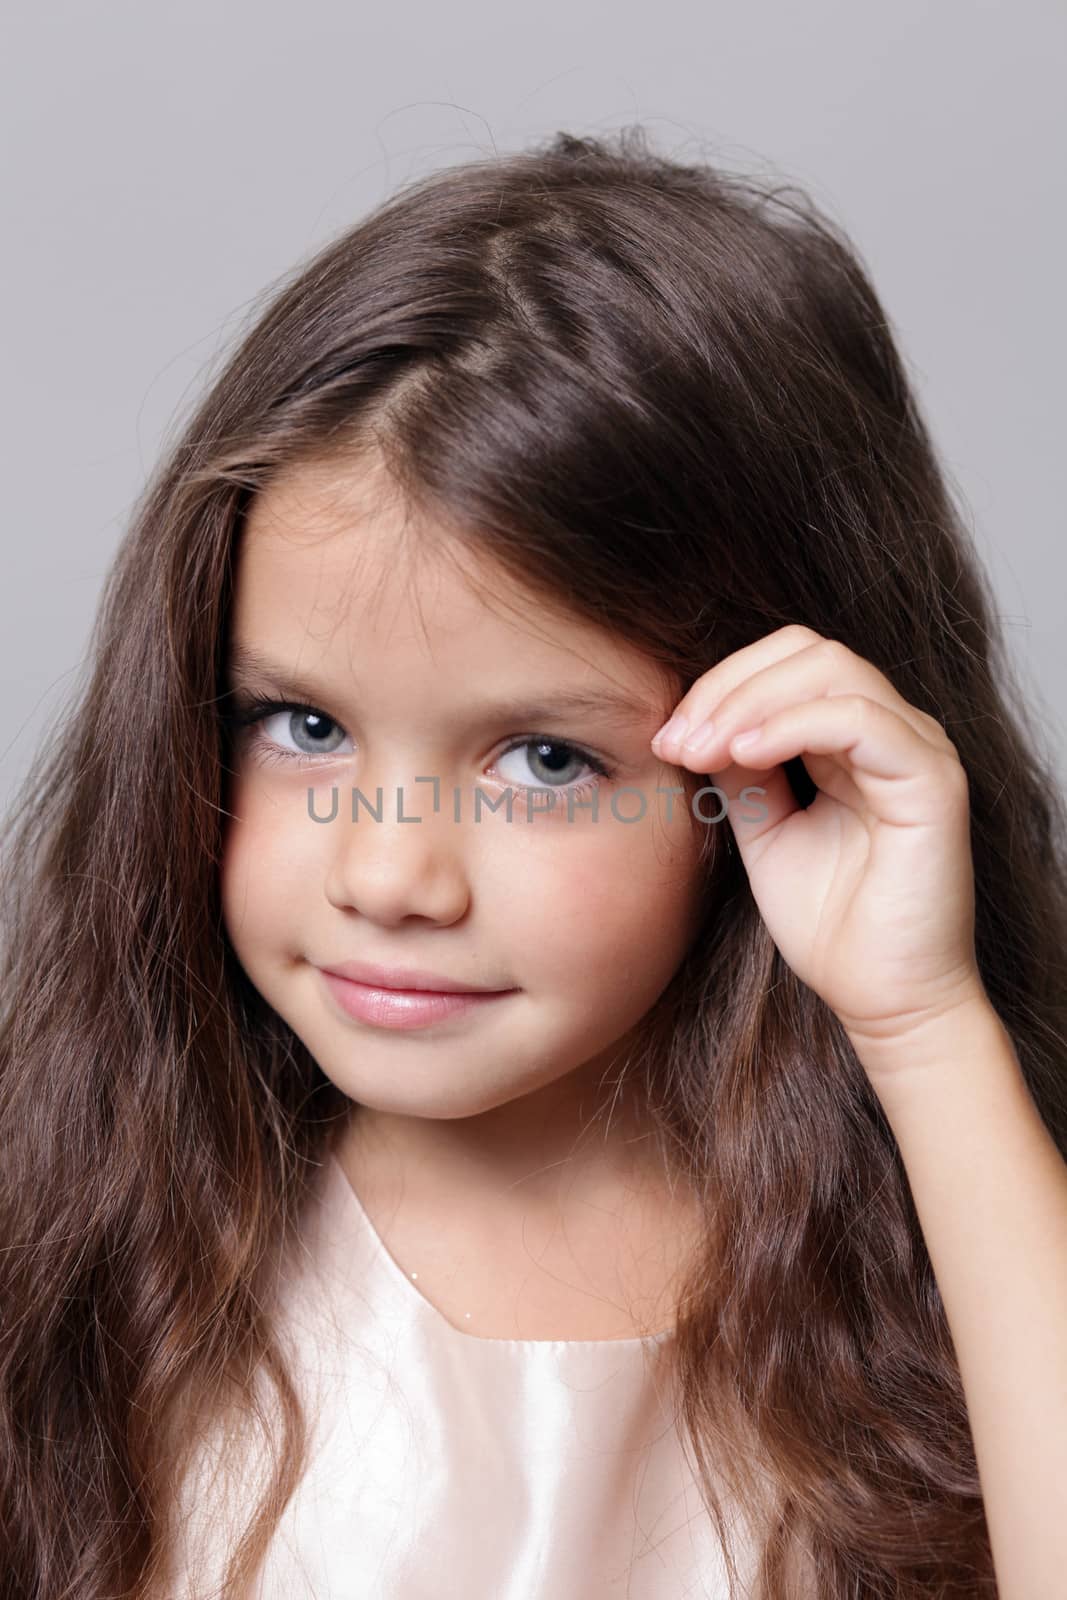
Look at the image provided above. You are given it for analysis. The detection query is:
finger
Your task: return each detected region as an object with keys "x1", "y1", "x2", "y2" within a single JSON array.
[
  {"x1": 701, "y1": 752, "x2": 803, "y2": 844},
  {"x1": 654, "y1": 630, "x2": 948, "y2": 769},
  {"x1": 720, "y1": 694, "x2": 967, "y2": 827},
  {"x1": 652, "y1": 623, "x2": 822, "y2": 756}
]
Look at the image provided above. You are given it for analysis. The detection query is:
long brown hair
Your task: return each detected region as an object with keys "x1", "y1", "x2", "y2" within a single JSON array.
[{"x1": 2, "y1": 125, "x2": 1065, "y2": 1598}]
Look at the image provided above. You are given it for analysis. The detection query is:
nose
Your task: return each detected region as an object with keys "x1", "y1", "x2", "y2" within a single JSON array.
[{"x1": 321, "y1": 774, "x2": 472, "y2": 926}]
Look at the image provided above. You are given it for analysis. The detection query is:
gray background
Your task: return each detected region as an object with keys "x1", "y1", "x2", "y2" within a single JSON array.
[{"x1": 3, "y1": 0, "x2": 1064, "y2": 818}]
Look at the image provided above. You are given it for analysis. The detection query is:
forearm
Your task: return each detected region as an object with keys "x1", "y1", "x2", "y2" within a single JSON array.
[{"x1": 853, "y1": 1000, "x2": 1067, "y2": 1600}]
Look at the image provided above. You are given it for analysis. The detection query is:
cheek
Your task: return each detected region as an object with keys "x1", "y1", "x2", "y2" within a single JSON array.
[
  {"x1": 218, "y1": 783, "x2": 318, "y2": 951},
  {"x1": 498, "y1": 807, "x2": 706, "y2": 990}
]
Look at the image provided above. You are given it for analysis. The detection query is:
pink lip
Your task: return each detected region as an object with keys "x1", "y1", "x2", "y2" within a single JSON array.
[
  {"x1": 319, "y1": 970, "x2": 517, "y2": 1031},
  {"x1": 318, "y1": 958, "x2": 510, "y2": 994}
]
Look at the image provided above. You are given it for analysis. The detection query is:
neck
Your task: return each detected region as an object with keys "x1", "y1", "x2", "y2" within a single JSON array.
[{"x1": 332, "y1": 1053, "x2": 684, "y2": 1224}]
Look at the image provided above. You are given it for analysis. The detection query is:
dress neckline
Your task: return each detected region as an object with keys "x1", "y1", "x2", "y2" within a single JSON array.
[{"x1": 323, "y1": 1151, "x2": 674, "y2": 1350}]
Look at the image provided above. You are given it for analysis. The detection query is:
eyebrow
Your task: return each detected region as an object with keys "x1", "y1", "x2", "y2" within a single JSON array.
[{"x1": 225, "y1": 643, "x2": 661, "y2": 728}]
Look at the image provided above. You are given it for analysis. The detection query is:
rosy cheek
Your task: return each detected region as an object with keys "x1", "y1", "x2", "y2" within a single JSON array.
[
  {"x1": 219, "y1": 796, "x2": 301, "y2": 914},
  {"x1": 566, "y1": 859, "x2": 622, "y2": 917}
]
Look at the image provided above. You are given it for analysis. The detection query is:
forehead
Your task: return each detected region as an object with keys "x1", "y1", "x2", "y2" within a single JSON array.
[
  {"x1": 231, "y1": 455, "x2": 674, "y2": 704},
  {"x1": 239, "y1": 457, "x2": 498, "y2": 639}
]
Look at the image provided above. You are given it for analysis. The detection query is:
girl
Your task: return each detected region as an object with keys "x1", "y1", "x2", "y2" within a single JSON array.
[{"x1": 1, "y1": 125, "x2": 1065, "y2": 1599}]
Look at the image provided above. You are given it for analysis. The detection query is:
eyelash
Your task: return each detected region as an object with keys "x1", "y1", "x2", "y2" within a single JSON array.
[{"x1": 223, "y1": 695, "x2": 615, "y2": 798}]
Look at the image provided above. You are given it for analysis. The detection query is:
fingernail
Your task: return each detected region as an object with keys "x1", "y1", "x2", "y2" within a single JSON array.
[{"x1": 652, "y1": 712, "x2": 689, "y2": 750}]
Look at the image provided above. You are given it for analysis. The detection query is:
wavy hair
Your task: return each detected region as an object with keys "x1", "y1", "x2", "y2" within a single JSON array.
[{"x1": 3, "y1": 125, "x2": 1065, "y2": 1597}]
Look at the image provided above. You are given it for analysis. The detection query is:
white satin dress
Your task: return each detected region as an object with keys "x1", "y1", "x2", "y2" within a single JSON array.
[{"x1": 167, "y1": 1152, "x2": 766, "y2": 1598}]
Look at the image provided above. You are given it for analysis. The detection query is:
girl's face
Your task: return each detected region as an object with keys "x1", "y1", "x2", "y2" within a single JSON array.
[{"x1": 220, "y1": 454, "x2": 709, "y2": 1127}]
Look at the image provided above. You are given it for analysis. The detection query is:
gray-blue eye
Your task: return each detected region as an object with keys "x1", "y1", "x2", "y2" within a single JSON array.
[
  {"x1": 229, "y1": 697, "x2": 354, "y2": 764},
  {"x1": 265, "y1": 708, "x2": 351, "y2": 758},
  {"x1": 494, "y1": 737, "x2": 608, "y2": 794}
]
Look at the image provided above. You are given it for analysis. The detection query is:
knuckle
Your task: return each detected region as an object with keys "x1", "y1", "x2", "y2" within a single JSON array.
[
  {"x1": 916, "y1": 707, "x2": 948, "y2": 738},
  {"x1": 816, "y1": 637, "x2": 849, "y2": 669},
  {"x1": 784, "y1": 623, "x2": 821, "y2": 648}
]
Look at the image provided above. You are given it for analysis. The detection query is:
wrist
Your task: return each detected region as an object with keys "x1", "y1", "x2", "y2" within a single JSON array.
[{"x1": 846, "y1": 992, "x2": 1020, "y2": 1121}]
